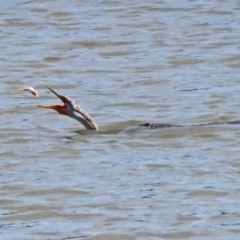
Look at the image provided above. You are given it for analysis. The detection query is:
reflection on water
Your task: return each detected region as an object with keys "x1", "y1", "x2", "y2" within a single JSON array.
[{"x1": 1, "y1": 0, "x2": 240, "y2": 239}]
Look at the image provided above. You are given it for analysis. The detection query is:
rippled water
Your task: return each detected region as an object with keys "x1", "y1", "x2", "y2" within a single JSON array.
[{"x1": 1, "y1": 0, "x2": 240, "y2": 239}]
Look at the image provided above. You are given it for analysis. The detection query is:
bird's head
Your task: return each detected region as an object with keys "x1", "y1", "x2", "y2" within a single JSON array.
[{"x1": 37, "y1": 83, "x2": 71, "y2": 116}]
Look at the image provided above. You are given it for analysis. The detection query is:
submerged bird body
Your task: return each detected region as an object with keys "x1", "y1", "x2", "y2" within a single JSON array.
[{"x1": 138, "y1": 123, "x2": 182, "y2": 128}]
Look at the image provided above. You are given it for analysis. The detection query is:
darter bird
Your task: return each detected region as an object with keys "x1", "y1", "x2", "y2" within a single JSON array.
[
  {"x1": 37, "y1": 83, "x2": 99, "y2": 130},
  {"x1": 37, "y1": 83, "x2": 181, "y2": 130}
]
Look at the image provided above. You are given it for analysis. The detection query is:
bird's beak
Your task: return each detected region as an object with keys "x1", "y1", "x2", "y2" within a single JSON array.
[{"x1": 37, "y1": 83, "x2": 67, "y2": 114}]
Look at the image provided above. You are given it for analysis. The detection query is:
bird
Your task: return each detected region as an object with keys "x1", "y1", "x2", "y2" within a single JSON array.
[
  {"x1": 37, "y1": 83, "x2": 181, "y2": 130},
  {"x1": 37, "y1": 83, "x2": 99, "y2": 130}
]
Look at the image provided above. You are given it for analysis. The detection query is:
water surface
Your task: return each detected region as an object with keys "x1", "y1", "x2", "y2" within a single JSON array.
[{"x1": 1, "y1": 0, "x2": 240, "y2": 239}]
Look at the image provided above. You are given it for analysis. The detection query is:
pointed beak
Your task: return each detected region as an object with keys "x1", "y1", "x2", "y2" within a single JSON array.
[
  {"x1": 37, "y1": 104, "x2": 55, "y2": 109},
  {"x1": 37, "y1": 83, "x2": 67, "y2": 114},
  {"x1": 41, "y1": 82, "x2": 65, "y2": 102}
]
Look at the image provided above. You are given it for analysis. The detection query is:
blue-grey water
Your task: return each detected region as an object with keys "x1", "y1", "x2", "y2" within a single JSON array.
[{"x1": 1, "y1": 0, "x2": 240, "y2": 239}]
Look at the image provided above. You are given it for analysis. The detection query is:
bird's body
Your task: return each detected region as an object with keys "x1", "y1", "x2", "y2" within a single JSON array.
[
  {"x1": 138, "y1": 123, "x2": 182, "y2": 128},
  {"x1": 38, "y1": 83, "x2": 178, "y2": 131},
  {"x1": 59, "y1": 96, "x2": 99, "y2": 130}
]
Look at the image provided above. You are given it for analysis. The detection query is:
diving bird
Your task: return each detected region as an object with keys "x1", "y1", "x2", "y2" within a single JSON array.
[
  {"x1": 38, "y1": 83, "x2": 99, "y2": 130},
  {"x1": 38, "y1": 83, "x2": 181, "y2": 130}
]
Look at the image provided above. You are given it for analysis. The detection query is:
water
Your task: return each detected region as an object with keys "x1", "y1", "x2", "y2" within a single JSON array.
[{"x1": 1, "y1": 0, "x2": 240, "y2": 239}]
